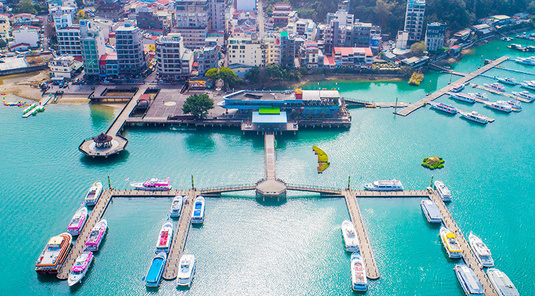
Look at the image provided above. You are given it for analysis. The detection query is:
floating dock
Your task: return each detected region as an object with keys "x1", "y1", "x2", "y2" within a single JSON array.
[{"x1": 470, "y1": 84, "x2": 532, "y2": 103}]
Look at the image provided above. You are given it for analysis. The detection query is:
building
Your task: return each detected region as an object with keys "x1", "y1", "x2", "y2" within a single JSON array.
[
  {"x1": 332, "y1": 47, "x2": 373, "y2": 69},
  {"x1": 395, "y1": 30, "x2": 409, "y2": 50},
  {"x1": 262, "y1": 36, "x2": 281, "y2": 66},
  {"x1": 173, "y1": 0, "x2": 210, "y2": 49},
  {"x1": 115, "y1": 23, "x2": 147, "y2": 76},
  {"x1": 294, "y1": 19, "x2": 316, "y2": 40},
  {"x1": 196, "y1": 39, "x2": 220, "y2": 75},
  {"x1": 12, "y1": 25, "x2": 40, "y2": 48},
  {"x1": 155, "y1": 33, "x2": 188, "y2": 80},
  {"x1": 55, "y1": 14, "x2": 81, "y2": 56},
  {"x1": 279, "y1": 31, "x2": 295, "y2": 68},
  {"x1": 301, "y1": 41, "x2": 322, "y2": 69},
  {"x1": 403, "y1": 0, "x2": 425, "y2": 43},
  {"x1": 209, "y1": 0, "x2": 225, "y2": 32},
  {"x1": 99, "y1": 53, "x2": 119, "y2": 78},
  {"x1": 322, "y1": 9, "x2": 354, "y2": 54},
  {"x1": 351, "y1": 22, "x2": 381, "y2": 52},
  {"x1": 49, "y1": 5, "x2": 76, "y2": 19},
  {"x1": 0, "y1": 14, "x2": 10, "y2": 39},
  {"x1": 48, "y1": 56, "x2": 81, "y2": 79},
  {"x1": 136, "y1": 5, "x2": 171, "y2": 35},
  {"x1": 10, "y1": 13, "x2": 40, "y2": 27},
  {"x1": 272, "y1": 3, "x2": 294, "y2": 28},
  {"x1": 425, "y1": 22, "x2": 445, "y2": 51},
  {"x1": 227, "y1": 37, "x2": 263, "y2": 67},
  {"x1": 80, "y1": 20, "x2": 106, "y2": 78}
]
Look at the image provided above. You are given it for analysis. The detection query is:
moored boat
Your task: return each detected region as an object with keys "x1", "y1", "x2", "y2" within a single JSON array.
[
  {"x1": 85, "y1": 182, "x2": 103, "y2": 206},
  {"x1": 454, "y1": 264, "x2": 484, "y2": 296},
  {"x1": 512, "y1": 91, "x2": 535, "y2": 101},
  {"x1": 191, "y1": 196, "x2": 205, "y2": 224},
  {"x1": 468, "y1": 232, "x2": 494, "y2": 267},
  {"x1": 429, "y1": 102, "x2": 458, "y2": 114},
  {"x1": 341, "y1": 220, "x2": 359, "y2": 252},
  {"x1": 515, "y1": 57, "x2": 535, "y2": 65},
  {"x1": 364, "y1": 179, "x2": 403, "y2": 191},
  {"x1": 434, "y1": 181, "x2": 452, "y2": 202},
  {"x1": 449, "y1": 92, "x2": 476, "y2": 103},
  {"x1": 420, "y1": 200, "x2": 442, "y2": 223},
  {"x1": 145, "y1": 252, "x2": 167, "y2": 287},
  {"x1": 440, "y1": 226, "x2": 462, "y2": 259},
  {"x1": 35, "y1": 233, "x2": 72, "y2": 274},
  {"x1": 487, "y1": 268, "x2": 520, "y2": 296},
  {"x1": 85, "y1": 219, "x2": 108, "y2": 252},
  {"x1": 451, "y1": 83, "x2": 465, "y2": 93},
  {"x1": 131, "y1": 178, "x2": 171, "y2": 191},
  {"x1": 497, "y1": 77, "x2": 519, "y2": 85},
  {"x1": 485, "y1": 83, "x2": 506, "y2": 92},
  {"x1": 155, "y1": 221, "x2": 173, "y2": 253},
  {"x1": 460, "y1": 111, "x2": 488, "y2": 124},
  {"x1": 68, "y1": 250, "x2": 94, "y2": 286},
  {"x1": 67, "y1": 207, "x2": 88, "y2": 236},
  {"x1": 484, "y1": 101, "x2": 512, "y2": 113},
  {"x1": 520, "y1": 81, "x2": 535, "y2": 90},
  {"x1": 170, "y1": 195, "x2": 183, "y2": 218},
  {"x1": 350, "y1": 252, "x2": 367, "y2": 291},
  {"x1": 177, "y1": 254, "x2": 196, "y2": 287},
  {"x1": 467, "y1": 93, "x2": 488, "y2": 101}
]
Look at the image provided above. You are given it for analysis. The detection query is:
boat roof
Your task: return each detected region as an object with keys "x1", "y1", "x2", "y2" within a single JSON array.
[
  {"x1": 459, "y1": 265, "x2": 484, "y2": 293},
  {"x1": 48, "y1": 236, "x2": 64, "y2": 245}
]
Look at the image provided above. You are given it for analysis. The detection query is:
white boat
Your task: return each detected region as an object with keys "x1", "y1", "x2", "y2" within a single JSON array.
[
  {"x1": 521, "y1": 81, "x2": 535, "y2": 90},
  {"x1": 84, "y1": 182, "x2": 103, "y2": 206},
  {"x1": 467, "y1": 92, "x2": 488, "y2": 101},
  {"x1": 487, "y1": 268, "x2": 520, "y2": 296},
  {"x1": 450, "y1": 92, "x2": 476, "y2": 103},
  {"x1": 35, "y1": 233, "x2": 72, "y2": 274},
  {"x1": 363, "y1": 179, "x2": 403, "y2": 191},
  {"x1": 468, "y1": 232, "x2": 494, "y2": 267},
  {"x1": 512, "y1": 91, "x2": 535, "y2": 101},
  {"x1": 515, "y1": 57, "x2": 535, "y2": 65},
  {"x1": 485, "y1": 83, "x2": 506, "y2": 92},
  {"x1": 177, "y1": 254, "x2": 196, "y2": 287},
  {"x1": 68, "y1": 250, "x2": 94, "y2": 286},
  {"x1": 191, "y1": 196, "x2": 205, "y2": 224},
  {"x1": 451, "y1": 83, "x2": 465, "y2": 92},
  {"x1": 420, "y1": 200, "x2": 442, "y2": 223},
  {"x1": 131, "y1": 178, "x2": 172, "y2": 191},
  {"x1": 429, "y1": 102, "x2": 458, "y2": 114},
  {"x1": 461, "y1": 111, "x2": 488, "y2": 124},
  {"x1": 85, "y1": 219, "x2": 108, "y2": 252},
  {"x1": 170, "y1": 195, "x2": 183, "y2": 218},
  {"x1": 484, "y1": 101, "x2": 512, "y2": 113},
  {"x1": 341, "y1": 220, "x2": 359, "y2": 252},
  {"x1": 497, "y1": 77, "x2": 519, "y2": 85},
  {"x1": 67, "y1": 207, "x2": 88, "y2": 236},
  {"x1": 434, "y1": 181, "x2": 452, "y2": 202},
  {"x1": 454, "y1": 264, "x2": 484, "y2": 295},
  {"x1": 440, "y1": 226, "x2": 463, "y2": 259},
  {"x1": 350, "y1": 253, "x2": 367, "y2": 291},
  {"x1": 155, "y1": 221, "x2": 173, "y2": 253}
]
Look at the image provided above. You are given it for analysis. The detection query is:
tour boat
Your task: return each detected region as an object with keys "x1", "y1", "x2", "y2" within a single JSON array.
[
  {"x1": 440, "y1": 226, "x2": 463, "y2": 259},
  {"x1": 85, "y1": 219, "x2": 108, "y2": 252},
  {"x1": 155, "y1": 221, "x2": 173, "y2": 253},
  {"x1": 350, "y1": 252, "x2": 367, "y2": 291},
  {"x1": 67, "y1": 207, "x2": 88, "y2": 236},
  {"x1": 170, "y1": 195, "x2": 183, "y2": 218},
  {"x1": 515, "y1": 57, "x2": 535, "y2": 65},
  {"x1": 497, "y1": 77, "x2": 519, "y2": 85},
  {"x1": 467, "y1": 93, "x2": 488, "y2": 101},
  {"x1": 484, "y1": 101, "x2": 512, "y2": 113},
  {"x1": 504, "y1": 100, "x2": 521, "y2": 111},
  {"x1": 512, "y1": 91, "x2": 535, "y2": 101},
  {"x1": 521, "y1": 82, "x2": 535, "y2": 90},
  {"x1": 85, "y1": 182, "x2": 103, "y2": 206},
  {"x1": 454, "y1": 264, "x2": 484, "y2": 296},
  {"x1": 131, "y1": 178, "x2": 171, "y2": 191},
  {"x1": 449, "y1": 92, "x2": 476, "y2": 103},
  {"x1": 341, "y1": 220, "x2": 359, "y2": 252},
  {"x1": 434, "y1": 181, "x2": 452, "y2": 202},
  {"x1": 363, "y1": 179, "x2": 403, "y2": 191},
  {"x1": 145, "y1": 252, "x2": 167, "y2": 287},
  {"x1": 68, "y1": 250, "x2": 94, "y2": 286},
  {"x1": 420, "y1": 200, "x2": 442, "y2": 223},
  {"x1": 429, "y1": 102, "x2": 458, "y2": 114},
  {"x1": 35, "y1": 233, "x2": 72, "y2": 274},
  {"x1": 177, "y1": 254, "x2": 196, "y2": 287},
  {"x1": 468, "y1": 232, "x2": 494, "y2": 267},
  {"x1": 191, "y1": 196, "x2": 205, "y2": 224},
  {"x1": 450, "y1": 83, "x2": 465, "y2": 93},
  {"x1": 487, "y1": 268, "x2": 520, "y2": 296},
  {"x1": 461, "y1": 111, "x2": 488, "y2": 124},
  {"x1": 485, "y1": 83, "x2": 506, "y2": 92}
]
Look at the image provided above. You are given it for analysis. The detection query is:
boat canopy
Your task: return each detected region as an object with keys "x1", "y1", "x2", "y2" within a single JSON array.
[
  {"x1": 446, "y1": 233, "x2": 456, "y2": 239},
  {"x1": 49, "y1": 236, "x2": 63, "y2": 245}
]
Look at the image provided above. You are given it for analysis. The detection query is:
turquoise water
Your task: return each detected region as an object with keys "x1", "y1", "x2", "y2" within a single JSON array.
[{"x1": 1, "y1": 36, "x2": 534, "y2": 295}]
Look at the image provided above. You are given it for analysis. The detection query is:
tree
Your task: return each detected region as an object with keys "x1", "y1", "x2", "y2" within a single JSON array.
[
  {"x1": 218, "y1": 67, "x2": 238, "y2": 87},
  {"x1": 411, "y1": 41, "x2": 426, "y2": 57},
  {"x1": 13, "y1": 0, "x2": 37, "y2": 14},
  {"x1": 205, "y1": 68, "x2": 219, "y2": 81},
  {"x1": 182, "y1": 94, "x2": 214, "y2": 119},
  {"x1": 0, "y1": 39, "x2": 6, "y2": 49}
]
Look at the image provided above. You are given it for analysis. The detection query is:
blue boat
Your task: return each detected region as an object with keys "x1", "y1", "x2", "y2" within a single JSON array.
[
  {"x1": 454, "y1": 265, "x2": 484, "y2": 295},
  {"x1": 191, "y1": 196, "x2": 205, "y2": 224},
  {"x1": 145, "y1": 252, "x2": 167, "y2": 287}
]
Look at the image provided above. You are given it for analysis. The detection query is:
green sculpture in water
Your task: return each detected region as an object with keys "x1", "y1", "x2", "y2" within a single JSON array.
[{"x1": 422, "y1": 156, "x2": 445, "y2": 170}]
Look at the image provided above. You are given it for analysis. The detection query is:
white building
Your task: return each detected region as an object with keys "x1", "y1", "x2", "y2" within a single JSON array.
[
  {"x1": 49, "y1": 5, "x2": 76, "y2": 19},
  {"x1": 0, "y1": 14, "x2": 10, "y2": 39},
  {"x1": 403, "y1": 0, "x2": 426, "y2": 43},
  {"x1": 173, "y1": 0, "x2": 210, "y2": 49},
  {"x1": 262, "y1": 36, "x2": 280, "y2": 66},
  {"x1": 116, "y1": 23, "x2": 147, "y2": 76},
  {"x1": 396, "y1": 30, "x2": 409, "y2": 50},
  {"x1": 227, "y1": 37, "x2": 263, "y2": 67},
  {"x1": 55, "y1": 14, "x2": 81, "y2": 56},
  {"x1": 209, "y1": 0, "x2": 225, "y2": 32},
  {"x1": 425, "y1": 22, "x2": 446, "y2": 51},
  {"x1": 11, "y1": 25, "x2": 40, "y2": 48},
  {"x1": 48, "y1": 56, "x2": 77, "y2": 79},
  {"x1": 155, "y1": 33, "x2": 189, "y2": 80}
]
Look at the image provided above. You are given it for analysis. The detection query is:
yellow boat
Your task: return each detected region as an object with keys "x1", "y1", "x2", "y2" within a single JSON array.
[{"x1": 440, "y1": 226, "x2": 463, "y2": 259}]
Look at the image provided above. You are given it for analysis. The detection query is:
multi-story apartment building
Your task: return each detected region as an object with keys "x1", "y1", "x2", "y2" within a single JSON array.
[
  {"x1": 56, "y1": 15, "x2": 82, "y2": 56},
  {"x1": 155, "y1": 33, "x2": 188, "y2": 80},
  {"x1": 332, "y1": 47, "x2": 373, "y2": 69},
  {"x1": 115, "y1": 23, "x2": 147, "y2": 76},
  {"x1": 425, "y1": 22, "x2": 446, "y2": 51},
  {"x1": 262, "y1": 36, "x2": 280, "y2": 66},
  {"x1": 295, "y1": 19, "x2": 316, "y2": 40},
  {"x1": 173, "y1": 0, "x2": 210, "y2": 49},
  {"x1": 196, "y1": 38, "x2": 220, "y2": 75},
  {"x1": 48, "y1": 56, "x2": 78, "y2": 79},
  {"x1": 352, "y1": 22, "x2": 381, "y2": 52},
  {"x1": 136, "y1": 5, "x2": 171, "y2": 35},
  {"x1": 80, "y1": 20, "x2": 106, "y2": 78},
  {"x1": 99, "y1": 53, "x2": 119, "y2": 78},
  {"x1": 0, "y1": 14, "x2": 10, "y2": 39},
  {"x1": 301, "y1": 41, "x2": 321, "y2": 69},
  {"x1": 209, "y1": 0, "x2": 225, "y2": 32},
  {"x1": 404, "y1": 0, "x2": 426, "y2": 43},
  {"x1": 280, "y1": 31, "x2": 295, "y2": 68},
  {"x1": 227, "y1": 37, "x2": 263, "y2": 67}
]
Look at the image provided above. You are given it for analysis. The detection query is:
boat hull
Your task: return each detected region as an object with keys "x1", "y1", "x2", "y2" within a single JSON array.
[
  {"x1": 145, "y1": 253, "x2": 167, "y2": 288},
  {"x1": 440, "y1": 228, "x2": 463, "y2": 259},
  {"x1": 68, "y1": 255, "x2": 94, "y2": 286},
  {"x1": 177, "y1": 254, "x2": 196, "y2": 287},
  {"x1": 341, "y1": 220, "x2": 359, "y2": 252},
  {"x1": 421, "y1": 200, "x2": 442, "y2": 223}
]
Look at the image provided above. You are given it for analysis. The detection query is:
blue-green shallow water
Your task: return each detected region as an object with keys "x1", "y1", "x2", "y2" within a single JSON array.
[{"x1": 1, "y1": 36, "x2": 534, "y2": 295}]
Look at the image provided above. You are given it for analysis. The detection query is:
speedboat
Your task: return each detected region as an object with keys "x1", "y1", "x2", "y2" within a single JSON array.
[
  {"x1": 191, "y1": 196, "x2": 205, "y2": 224},
  {"x1": 341, "y1": 220, "x2": 359, "y2": 252},
  {"x1": 467, "y1": 93, "x2": 488, "y2": 101},
  {"x1": 497, "y1": 77, "x2": 519, "y2": 85},
  {"x1": 155, "y1": 221, "x2": 173, "y2": 253},
  {"x1": 177, "y1": 254, "x2": 196, "y2": 287},
  {"x1": 521, "y1": 81, "x2": 535, "y2": 90},
  {"x1": 35, "y1": 233, "x2": 72, "y2": 274},
  {"x1": 512, "y1": 91, "x2": 535, "y2": 101},
  {"x1": 450, "y1": 83, "x2": 465, "y2": 92},
  {"x1": 364, "y1": 180, "x2": 403, "y2": 191},
  {"x1": 85, "y1": 219, "x2": 108, "y2": 252},
  {"x1": 468, "y1": 232, "x2": 494, "y2": 267},
  {"x1": 485, "y1": 83, "x2": 506, "y2": 92},
  {"x1": 487, "y1": 268, "x2": 520, "y2": 296},
  {"x1": 484, "y1": 101, "x2": 512, "y2": 113},
  {"x1": 68, "y1": 250, "x2": 94, "y2": 286},
  {"x1": 145, "y1": 252, "x2": 167, "y2": 287},
  {"x1": 449, "y1": 93, "x2": 476, "y2": 103},
  {"x1": 131, "y1": 178, "x2": 171, "y2": 191},
  {"x1": 85, "y1": 182, "x2": 103, "y2": 206},
  {"x1": 170, "y1": 195, "x2": 183, "y2": 218},
  {"x1": 461, "y1": 111, "x2": 488, "y2": 124},
  {"x1": 67, "y1": 207, "x2": 88, "y2": 236},
  {"x1": 434, "y1": 181, "x2": 452, "y2": 202},
  {"x1": 454, "y1": 264, "x2": 484, "y2": 295},
  {"x1": 420, "y1": 200, "x2": 442, "y2": 223},
  {"x1": 350, "y1": 252, "x2": 367, "y2": 291},
  {"x1": 440, "y1": 226, "x2": 462, "y2": 259},
  {"x1": 429, "y1": 102, "x2": 458, "y2": 114}
]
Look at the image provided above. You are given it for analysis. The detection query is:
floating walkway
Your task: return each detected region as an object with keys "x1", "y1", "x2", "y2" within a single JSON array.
[
  {"x1": 344, "y1": 98, "x2": 409, "y2": 108},
  {"x1": 470, "y1": 84, "x2": 532, "y2": 103},
  {"x1": 495, "y1": 65, "x2": 535, "y2": 76}
]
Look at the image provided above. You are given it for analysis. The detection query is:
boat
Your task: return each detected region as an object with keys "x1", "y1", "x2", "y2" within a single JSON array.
[
  {"x1": 521, "y1": 81, "x2": 535, "y2": 90},
  {"x1": 440, "y1": 226, "x2": 463, "y2": 259},
  {"x1": 341, "y1": 220, "x2": 359, "y2": 252},
  {"x1": 449, "y1": 92, "x2": 476, "y2": 103},
  {"x1": 468, "y1": 232, "x2": 494, "y2": 267},
  {"x1": 155, "y1": 221, "x2": 173, "y2": 253},
  {"x1": 434, "y1": 181, "x2": 452, "y2": 202},
  {"x1": 450, "y1": 83, "x2": 465, "y2": 93},
  {"x1": 170, "y1": 195, "x2": 183, "y2": 218},
  {"x1": 191, "y1": 196, "x2": 205, "y2": 224},
  {"x1": 145, "y1": 252, "x2": 167, "y2": 287},
  {"x1": 497, "y1": 77, "x2": 519, "y2": 85},
  {"x1": 68, "y1": 250, "x2": 94, "y2": 286},
  {"x1": 467, "y1": 93, "x2": 488, "y2": 101},
  {"x1": 420, "y1": 200, "x2": 442, "y2": 223},
  {"x1": 487, "y1": 268, "x2": 520, "y2": 296},
  {"x1": 515, "y1": 57, "x2": 535, "y2": 65},
  {"x1": 504, "y1": 100, "x2": 521, "y2": 111},
  {"x1": 350, "y1": 252, "x2": 367, "y2": 291},
  {"x1": 429, "y1": 102, "x2": 458, "y2": 114},
  {"x1": 454, "y1": 264, "x2": 484, "y2": 296},
  {"x1": 85, "y1": 219, "x2": 108, "y2": 252},
  {"x1": 512, "y1": 91, "x2": 535, "y2": 101},
  {"x1": 501, "y1": 36, "x2": 513, "y2": 41},
  {"x1": 484, "y1": 101, "x2": 512, "y2": 113},
  {"x1": 84, "y1": 182, "x2": 103, "y2": 206},
  {"x1": 131, "y1": 177, "x2": 171, "y2": 191},
  {"x1": 363, "y1": 179, "x2": 403, "y2": 191},
  {"x1": 485, "y1": 83, "x2": 506, "y2": 92},
  {"x1": 35, "y1": 233, "x2": 72, "y2": 274},
  {"x1": 461, "y1": 111, "x2": 488, "y2": 124},
  {"x1": 67, "y1": 207, "x2": 88, "y2": 236},
  {"x1": 508, "y1": 44, "x2": 526, "y2": 51},
  {"x1": 177, "y1": 254, "x2": 196, "y2": 287}
]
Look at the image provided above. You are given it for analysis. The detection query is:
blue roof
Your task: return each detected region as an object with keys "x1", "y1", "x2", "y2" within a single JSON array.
[{"x1": 252, "y1": 111, "x2": 287, "y2": 124}]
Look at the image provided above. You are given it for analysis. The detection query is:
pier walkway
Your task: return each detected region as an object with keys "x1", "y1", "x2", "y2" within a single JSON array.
[
  {"x1": 470, "y1": 83, "x2": 531, "y2": 103},
  {"x1": 427, "y1": 188, "x2": 499, "y2": 296},
  {"x1": 495, "y1": 65, "x2": 535, "y2": 76},
  {"x1": 264, "y1": 133, "x2": 276, "y2": 180},
  {"x1": 429, "y1": 63, "x2": 468, "y2": 77},
  {"x1": 344, "y1": 99, "x2": 409, "y2": 108},
  {"x1": 397, "y1": 56, "x2": 509, "y2": 116}
]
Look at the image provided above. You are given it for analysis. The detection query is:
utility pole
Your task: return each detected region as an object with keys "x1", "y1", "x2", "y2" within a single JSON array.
[
  {"x1": 347, "y1": 175, "x2": 351, "y2": 190},
  {"x1": 394, "y1": 97, "x2": 398, "y2": 114}
]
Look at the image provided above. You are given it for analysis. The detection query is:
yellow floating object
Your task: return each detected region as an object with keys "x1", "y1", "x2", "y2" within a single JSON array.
[{"x1": 313, "y1": 145, "x2": 330, "y2": 173}]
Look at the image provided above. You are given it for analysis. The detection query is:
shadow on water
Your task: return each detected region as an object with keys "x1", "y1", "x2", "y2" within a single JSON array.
[
  {"x1": 255, "y1": 197, "x2": 287, "y2": 206},
  {"x1": 89, "y1": 105, "x2": 116, "y2": 129},
  {"x1": 185, "y1": 134, "x2": 215, "y2": 152},
  {"x1": 79, "y1": 151, "x2": 130, "y2": 167},
  {"x1": 36, "y1": 273, "x2": 59, "y2": 283}
]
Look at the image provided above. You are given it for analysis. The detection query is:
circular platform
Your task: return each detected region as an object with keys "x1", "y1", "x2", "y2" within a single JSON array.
[
  {"x1": 256, "y1": 179, "x2": 287, "y2": 199},
  {"x1": 88, "y1": 139, "x2": 121, "y2": 152}
]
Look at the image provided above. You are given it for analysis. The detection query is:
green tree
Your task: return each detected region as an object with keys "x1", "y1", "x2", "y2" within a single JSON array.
[
  {"x1": 182, "y1": 94, "x2": 214, "y2": 119},
  {"x1": 410, "y1": 41, "x2": 426, "y2": 57},
  {"x1": 13, "y1": 0, "x2": 37, "y2": 14},
  {"x1": 205, "y1": 68, "x2": 219, "y2": 81},
  {"x1": 218, "y1": 67, "x2": 238, "y2": 87}
]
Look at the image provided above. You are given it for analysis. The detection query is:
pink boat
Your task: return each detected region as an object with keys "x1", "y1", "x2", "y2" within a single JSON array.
[
  {"x1": 85, "y1": 219, "x2": 108, "y2": 251},
  {"x1": 155, "y1": 222, "x2": 173, "y2": 253},
  {"x1": 67, "y1": 207, "x2": 88, "y2": 236},
  {"x1": 68, "y1": 251, "x2": 94, "y2": 286},
  {"x1": 131, "y1": 177, "x2": 171, "y2": 191}
]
